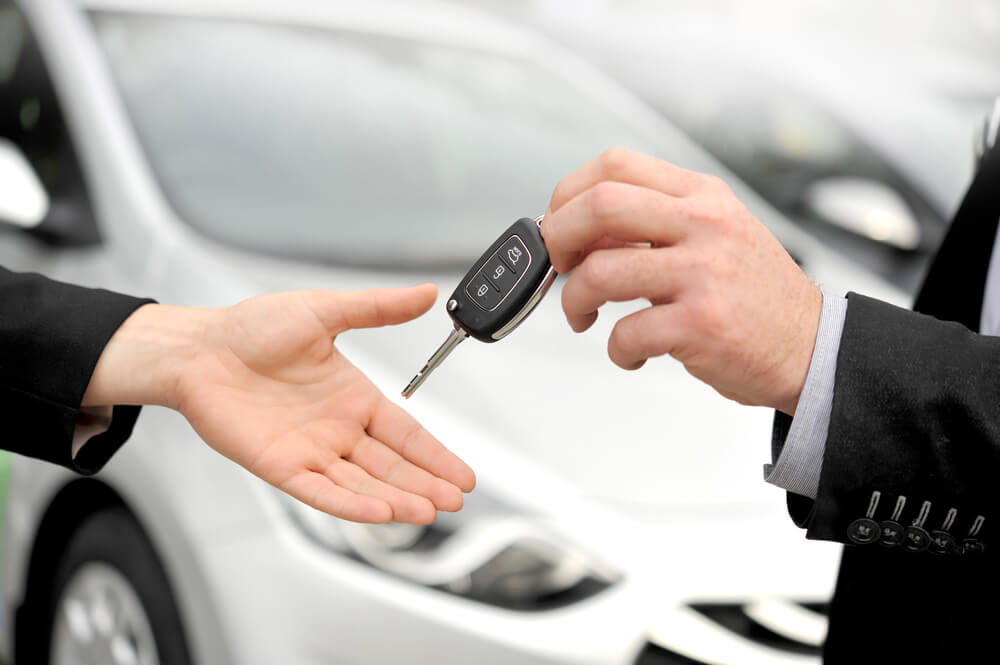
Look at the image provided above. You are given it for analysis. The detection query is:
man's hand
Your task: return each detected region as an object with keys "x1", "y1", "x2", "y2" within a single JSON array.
[
  {"x1": 83, "y1": 284, "x2": 476, "y2": 524},
  {"x1": 541, "y1": 148, "x2": 822, "y2": 415}
]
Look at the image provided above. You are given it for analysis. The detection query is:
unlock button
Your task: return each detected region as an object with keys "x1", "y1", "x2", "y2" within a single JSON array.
[{"x1": 484, "y1": 255, "x2": 519, "y2": 297}]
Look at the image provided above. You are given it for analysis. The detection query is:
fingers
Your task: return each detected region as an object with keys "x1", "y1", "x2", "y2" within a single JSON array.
[
  {"x1": 348, "y1": 435, "x2": 464, "y2": 512},
  {"x1": 607, "y1": 304, "x2": 685, "y2": 370},
  {"x1": 542, "y1": 181, "x2": 686, "y2": 273},
  {"x1": 282, "y1": 471, "x2": 394, "y2": 524},
  {"x1": 284, "y1": 460, "x2": 442, "y2": 525},
  {"x1": 546, "y1": 147, "x2": 707, "y2": 215},
  {"x1": 324, "y1": 459, "x2": 438, "y2": 524},
  {"x1": 368, "y1": 397, "x2": 477, "y2": 493},
  {"x1": 305, "y1": 284, "x2": 438, "y2": 335},
  {"x1": 561, "y1": 248, "x2": 679, "y2": 332}
]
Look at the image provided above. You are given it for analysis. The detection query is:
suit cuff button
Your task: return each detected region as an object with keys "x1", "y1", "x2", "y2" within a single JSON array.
[
  {"x1": 929, "y1": 530, "x2": 957, "y2": 555},
  {"x1": 878, "y1": 520, "x2": 905, "y2": 547},
  {"x1": 960, "y1": 538, "x2": 986, "y2": 556},
  {"x1": 848, "y1": 518, "x2": 879, "y2": 544},
  {"x1": 902, "y1": 526, "x2": 931, "y2": 552}
]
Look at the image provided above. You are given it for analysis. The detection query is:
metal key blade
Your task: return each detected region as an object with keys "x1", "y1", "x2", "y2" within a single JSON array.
[{"x1": 401, "y1": 326, "x2": 468, "y2": 398}]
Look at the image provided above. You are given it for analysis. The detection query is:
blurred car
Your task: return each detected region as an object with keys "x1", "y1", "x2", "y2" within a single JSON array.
[
  {"x1": 453, "y1": 0, "x2": 999, "y2": 294},
  {"x1": 0, "y1": 1, "x2": 908, "y2": 664},
  {"x1": 568, "y1": 26, "x2": 981, "y2": 295}
]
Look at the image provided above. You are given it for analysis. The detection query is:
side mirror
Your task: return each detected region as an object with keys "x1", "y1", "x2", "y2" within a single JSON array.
[
  {"x1": 0, "y1": 138, "x2": 49, "y2": 229},
  {"x1": 802, "y1": 177, "x2": 922, "y2": 251}
]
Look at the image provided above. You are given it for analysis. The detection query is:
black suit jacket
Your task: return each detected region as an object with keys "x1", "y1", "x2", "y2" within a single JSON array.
[
  {"x1": 775, "y1": 144, "x2": 1000, "y2": 661},
  {"x1": 0, "y1": 267, "x2": 152, "y2": 474}
]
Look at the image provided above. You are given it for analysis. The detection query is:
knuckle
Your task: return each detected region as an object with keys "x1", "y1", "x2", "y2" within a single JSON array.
[
  {"x1": 672, "y1": 197, "x2": 703, "y2": 223},
  {"x1": 700, "y1": 173, "x2": 730, "y2": 193},
  {"x1": 576, "y1": 255, "x2": 609, "y2": 293},
  {"x1": 682, "y1": 196, "x2": 734, "y2": 232},
  {"x1": 587, "y1": 181, "x2": 624, "y2": 218},
  {"x1": 699, "y1": 200, "x2": 731, "y2": 228},
  {"x1": 688, "y1": 296, "x2": 727, "y2": 334},
  {"x1": 674, "y1": 249, "x2": 703, "y2": 280},
  {"x1": 610, "y1": 316, "x2": 640, "y2": 355},
  {"x1": 689, "y1": 249, "x2": 726, "y2": 280},
  {"x1": 550, "y1": 179, "x2": 572, "y2": 209},
  {"x1": 678, "y1": 184, "x2": 743, "y2": 231},
  {"x1": 597, "y1": 147, "x2": 632, "y2": 179}
]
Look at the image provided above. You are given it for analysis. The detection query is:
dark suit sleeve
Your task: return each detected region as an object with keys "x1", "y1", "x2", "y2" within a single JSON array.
[
  {"x1": 0, "y1": 267, "x2": 154, "y2": 474},
  {"x1": 775, "y1": 291, "x2": 1000, "y2": 549}
]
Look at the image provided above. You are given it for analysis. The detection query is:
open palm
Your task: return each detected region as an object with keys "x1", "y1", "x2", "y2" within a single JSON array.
[{"x1": 174, "y1": 284, "x2": 474, "y2": 524}]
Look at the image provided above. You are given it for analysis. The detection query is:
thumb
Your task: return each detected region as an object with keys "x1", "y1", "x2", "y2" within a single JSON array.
[{"x1": 305, "y1": 284, "x2": 438, "y2": 335}]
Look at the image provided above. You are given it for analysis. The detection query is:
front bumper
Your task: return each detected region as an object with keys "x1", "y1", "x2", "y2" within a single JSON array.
[
  {"x1": 198, "y1": 520, "x2": 650, "y2": 665},
  {"x1": 195, "y1": 514, "x2": 830, "y2": 665}
]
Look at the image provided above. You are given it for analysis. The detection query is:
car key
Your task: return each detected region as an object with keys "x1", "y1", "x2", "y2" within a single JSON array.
[{"x1": 402, "y1": 215, "x2": 555, "y2": 398}]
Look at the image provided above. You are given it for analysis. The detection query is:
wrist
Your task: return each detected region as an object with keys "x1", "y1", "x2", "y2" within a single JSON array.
[
  {"x1": 774, "y1": 283, "x2": 823, "y2": 416},
  {"x1": 82, "y1": 304, "x2": 218, "y2": 410}
]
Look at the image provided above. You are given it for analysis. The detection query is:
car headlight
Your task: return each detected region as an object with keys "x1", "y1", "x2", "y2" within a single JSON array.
[{"x1": 281, "y1": 492, "x2": 620, "y2": 610}]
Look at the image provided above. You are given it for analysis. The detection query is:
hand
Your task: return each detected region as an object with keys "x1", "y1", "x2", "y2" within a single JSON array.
[
  {"x1": 541, "y1": 148, "x2": 822, "y2": 415},
  {"x1": 83, "y1": 284, "x2": 476, "y2": 524}
]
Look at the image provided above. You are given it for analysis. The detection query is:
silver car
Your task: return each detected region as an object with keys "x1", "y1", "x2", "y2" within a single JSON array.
[{"x1": 0, "y1": 1, "x2": 906, "y2": 664}]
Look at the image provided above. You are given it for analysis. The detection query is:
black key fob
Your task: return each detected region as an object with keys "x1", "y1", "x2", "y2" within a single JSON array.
[
  {"x1": 402, "y1": 215, "x2": 556, "y2": 397},
  {"x1": 448, "y1": 216, "x2": 555, "y2": 342}
]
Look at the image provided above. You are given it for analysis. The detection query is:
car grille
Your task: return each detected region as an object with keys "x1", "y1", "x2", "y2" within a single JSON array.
[
  {"x1": 689, "y1": 601, "x2": 826, "y2": 655},
  {"x1": 635, "y1": 601, "x2": 829, "y2": 664}
]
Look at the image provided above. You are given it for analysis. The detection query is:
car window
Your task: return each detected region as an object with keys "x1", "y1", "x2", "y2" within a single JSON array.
[
  {"x1": 619, "y1": 64, "x2": 949, "y2": 293},
  {"x1": 0, "y1": 1, "x2": 99, "y2": 242},
  {"x1": 90, "y1": 12, "x2": 686, "y2": 269}
]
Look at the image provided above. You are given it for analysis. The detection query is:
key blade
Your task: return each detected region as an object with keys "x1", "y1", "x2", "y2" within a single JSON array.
[{"x1": 401, "y1": 326, "x2": 468, "y2": 398}]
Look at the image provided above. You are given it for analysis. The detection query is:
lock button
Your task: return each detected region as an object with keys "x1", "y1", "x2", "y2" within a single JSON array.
[{"x1": 465, "y1": 273, "x2": 501, "y2": 310}]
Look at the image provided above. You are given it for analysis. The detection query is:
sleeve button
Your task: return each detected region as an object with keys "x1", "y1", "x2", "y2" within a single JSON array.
[
  {"x1": 848, "y1": 518, "x2": 880, "y2": 544},
  {"x1": 902, "y1": 526, "x2": 931, "y2": 552},
  {"x1": 929, "y1": 530, "x2": 957, "y2": 556},
  {"x1": 878, "y1": 520, "x2": 905, "y2": 547},
  {"x1": 960, "y1": 538, "x2": 986, "y2": 556}
]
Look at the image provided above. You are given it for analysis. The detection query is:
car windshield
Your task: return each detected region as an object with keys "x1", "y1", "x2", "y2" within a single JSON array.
[{"x1": 91, "y1": 12, "x2": 673, "y2": 268}]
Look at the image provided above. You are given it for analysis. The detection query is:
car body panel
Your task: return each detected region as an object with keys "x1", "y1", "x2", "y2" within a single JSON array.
[{"x1": 1, "y1": 1, "x2": 912, "y2": 663}]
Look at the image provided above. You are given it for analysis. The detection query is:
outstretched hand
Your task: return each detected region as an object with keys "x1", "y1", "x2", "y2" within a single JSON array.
[{"x1": 84, "y1": 284, "x2": 475, "y2": 524}]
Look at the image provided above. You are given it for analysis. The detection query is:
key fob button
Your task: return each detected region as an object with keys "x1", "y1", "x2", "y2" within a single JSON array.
[
  {"x1": 446, "y1": 217, "x2": 552, "y2": 342},
  {"x1": 484, "y1": 255, "x2": 519, "y2": 296},
  {"x1": 466, "y1": 273, "x2": 502, "y2": 310},
  {"x1": 498, "y1": 237, "x2": 529, "y2": 273}
]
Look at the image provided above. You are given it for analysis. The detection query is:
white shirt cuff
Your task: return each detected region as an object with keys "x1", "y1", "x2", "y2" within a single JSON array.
[{"x1": 764, "y1": 292, "x2": 847, "y2": 499}]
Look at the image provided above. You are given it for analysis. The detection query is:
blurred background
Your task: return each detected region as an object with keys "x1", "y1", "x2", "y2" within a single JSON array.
[{"x1": 0, "y1": 1, "x2": 998, "y2": 664}]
